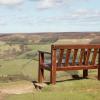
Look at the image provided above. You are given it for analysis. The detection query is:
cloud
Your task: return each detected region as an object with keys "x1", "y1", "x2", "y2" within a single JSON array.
[
  {"x1": 71, "y1": 9, "x2": 100, "y2": 18},
  {"x1": 37, "y1": 0, "x2": 91, "y2": 9},
  {"x1": 0, "y1": 0, "x2": 24, "y2": 5},
  {"x1": 37, "y1": 0, "x2": 71, "y2": 9},
  {"x1": 41, "y1": 9, "x2": 100, "y2": 25},
  {"x1": 37, "y1": 0, "x2": 54, "y2": 9}
]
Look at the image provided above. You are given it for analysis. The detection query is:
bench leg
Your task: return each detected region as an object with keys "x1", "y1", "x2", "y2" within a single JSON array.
[
  {"x1": 50, "y1": 70, "x2": 56, "y2": 84},
  {"x1": 98, "y1": 68, "x2": 100, "y2": 80},
  {"x1": 83, "y1": 70, "x2": 88, "y2": 78},
  {"x1": 38, "y1": 67, "x2": 44, "y2": 83},
  {"x1": 98, "y1": 49, "x2": 100, "y2": 80}
]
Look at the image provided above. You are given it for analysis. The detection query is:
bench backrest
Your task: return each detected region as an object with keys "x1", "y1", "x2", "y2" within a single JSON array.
[{"x1": 51, "y1": 44, "x2": 100, "y2": 67}]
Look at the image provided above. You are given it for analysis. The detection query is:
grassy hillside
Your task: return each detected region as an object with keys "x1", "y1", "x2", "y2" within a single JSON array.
[
  {"x1": 0, "y1": 33, "x2": 100, "y2": 100},
  {"x1": 0, "y1": 37, "x2": 99, "y2": 82}
]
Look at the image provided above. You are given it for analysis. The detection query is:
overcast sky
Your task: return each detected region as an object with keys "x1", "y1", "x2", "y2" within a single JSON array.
[{"x1": 0, "y1": 0, "x2": 100, "y2": 33}]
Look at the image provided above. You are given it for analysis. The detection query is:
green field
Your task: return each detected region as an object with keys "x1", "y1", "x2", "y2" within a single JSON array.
[{"x1": 0, "y1": 59, "x2": 38, "y2": 80}]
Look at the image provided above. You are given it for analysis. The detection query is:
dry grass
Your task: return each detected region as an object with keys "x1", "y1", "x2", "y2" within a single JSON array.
[{"x1": 55, "y1": 39, "x2": 93, "y2": 44}]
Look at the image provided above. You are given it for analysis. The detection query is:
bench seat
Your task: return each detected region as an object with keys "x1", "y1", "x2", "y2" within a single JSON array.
[{"x1": 41, "y1": 63, "x2": 98, "y2": 70}]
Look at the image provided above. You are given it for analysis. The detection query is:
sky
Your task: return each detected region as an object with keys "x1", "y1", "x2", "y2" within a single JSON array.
[{"x1": 0, "y1": 0, "x2": 100, "y2": 33}]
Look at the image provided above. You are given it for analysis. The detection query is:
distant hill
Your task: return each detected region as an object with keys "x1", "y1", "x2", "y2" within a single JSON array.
[{"x1": 0, "y1": 32, "x2": 100, "y2": 44}]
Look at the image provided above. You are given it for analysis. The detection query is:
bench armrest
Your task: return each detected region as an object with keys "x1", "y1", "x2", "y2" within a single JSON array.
[
  {"x1": 38, "y1": 50, "x2": 51, "y2": 55},
  {"x1": 39, "y1": 51, "x2": 51, "y2": 65}
]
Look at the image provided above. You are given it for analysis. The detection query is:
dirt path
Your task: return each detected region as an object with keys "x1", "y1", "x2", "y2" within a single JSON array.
[
  {"x1": 0, "y1": 85, "x2": 35, "y2": 94},
  {"x1": 0, "y1": 85, "x2": 35, "y2": 95},
  {"x1": 0, "y1": 92, "x2": 6, "y2": 100},
  {"x1": 0, "y1": 81, "x2": 36, "y2": 95}
]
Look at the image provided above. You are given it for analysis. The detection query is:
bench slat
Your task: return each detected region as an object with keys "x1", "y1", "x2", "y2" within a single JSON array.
[
  {"x1": 92, "y1": 48, "x2": 98, "y2": 65},
  {"x1": 72, "y1": 49, "x2": 78, "y2": 65},
  {"x1": 85, "y1": 49, "x2": 91, "y2": 65},
  {"x1": 58, "y1": 49, "x2": 64, "y2": 66},
  {"x1": 79, "y1": 49, "x2": 85, "y2": 65},
  {"x1": 65, "y1": 49, "x2": 71, "y2": 66}
]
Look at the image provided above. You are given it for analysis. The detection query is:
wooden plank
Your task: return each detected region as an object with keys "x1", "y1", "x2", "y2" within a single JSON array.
[
  {"x1": 56, "y1": 65, "x2": 98, "y2": 71},
  {"x1": 72, "y1": 49, "x2": 78, "y2": 65},
  {"x1": 79, "y1": 49, "x2": 85, "y2": 65},
  {"x1": 58, "y1": 49, "x2": 64, "y2": 66},
  {"x1": 65, "y1": 49, "x2": 71, "y2": 66},
  {"x1": 39, "y1": 52, "x2": 44, "y2": 65},
  {"x1": 50, "y1": 49, "x2": 56, "y2": 84},
  {"x1": 38, "y1": 52, "x2": 44, "y2": 83},
  {"x1": 52, "y1": 44, "x2": 100, "y2": 49},
  {"x1": 98, "y1": 49, "x2": 100, "y2": 80},
  {"x1": 83, "y1": 70, "x2": 88, "y2": 78},
  {"x1": 38, "y1": 68, "x2": 44, "y2": 83},
  {"x1": 39, "y1": 51, "x2": 51, "y2": 55},
  {"x1": 91, "y1": 48, "x2": 98, "y2": 65},
  {"x1": 85, "y1": 49, "x2": 91, "y2": 65}
]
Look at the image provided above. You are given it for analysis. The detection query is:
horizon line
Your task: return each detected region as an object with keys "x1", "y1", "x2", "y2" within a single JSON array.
[{"x1": 0, "y1": 31, "x2": 100, "y2": 34}]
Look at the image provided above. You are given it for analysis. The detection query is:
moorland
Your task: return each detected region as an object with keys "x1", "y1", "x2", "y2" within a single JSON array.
[{"x1": 0, "y1": 32, "x2": 100, "y2": 100}]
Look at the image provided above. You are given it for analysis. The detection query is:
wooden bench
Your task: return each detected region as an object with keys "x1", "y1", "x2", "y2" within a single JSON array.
[{"x1": 38, "y1": 44, "x2": 100, "y2": 84}]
